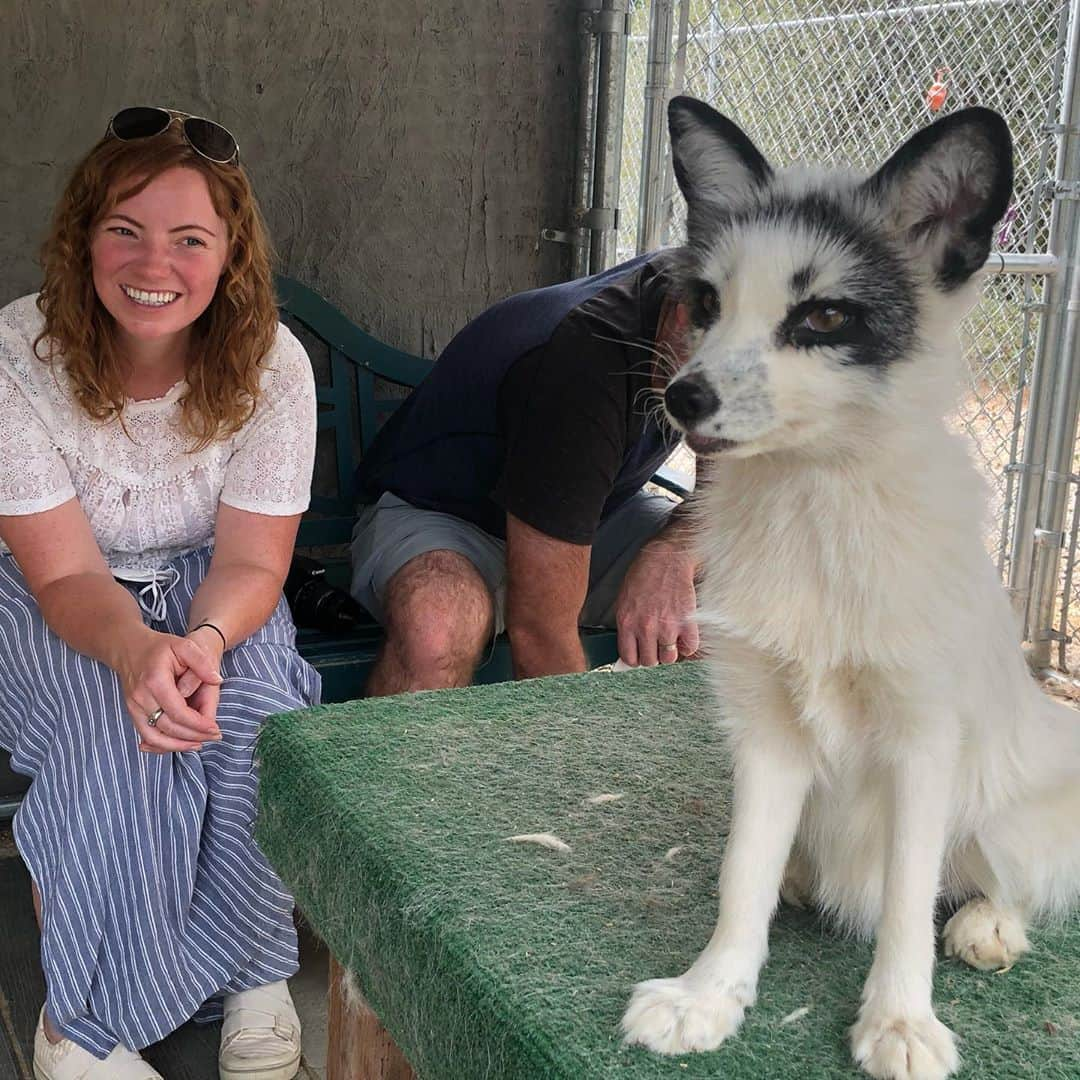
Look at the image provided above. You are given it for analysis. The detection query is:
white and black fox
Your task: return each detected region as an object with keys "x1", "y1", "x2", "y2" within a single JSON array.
[{"x1": 622, "y1": 96, "x2": 1080, "y2": 1080}]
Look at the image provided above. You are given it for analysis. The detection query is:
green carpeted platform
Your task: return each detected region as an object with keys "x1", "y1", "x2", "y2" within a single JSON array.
[{"x1": 257, "y1": 663, "x2": 1080, "y2": 1079}]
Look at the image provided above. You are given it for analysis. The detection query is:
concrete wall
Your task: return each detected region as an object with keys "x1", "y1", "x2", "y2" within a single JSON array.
[{"x1": 2, "y1": 0, "x2": 579, "y2": 355}]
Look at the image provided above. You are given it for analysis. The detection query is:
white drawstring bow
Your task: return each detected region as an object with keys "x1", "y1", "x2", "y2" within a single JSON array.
[{"x1": 113, "y1": 566, "x2": 182, "y2": 622}]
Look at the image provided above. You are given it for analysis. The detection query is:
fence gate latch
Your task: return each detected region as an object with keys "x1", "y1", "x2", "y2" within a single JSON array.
[{"x1": 540, "y1": 228, "x2": 573, "y2": 245}]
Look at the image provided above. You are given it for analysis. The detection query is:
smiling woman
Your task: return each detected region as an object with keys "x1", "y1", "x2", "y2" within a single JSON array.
[
  {"x1": 91, "y1": 169, "x2": 231, "y2": 398},
  {"x1": 36, "y1": 116, "x2": 277, "y2": 448},
  {"x1": 0, "y1": 111, "x2": 317, "y2": 1080}
]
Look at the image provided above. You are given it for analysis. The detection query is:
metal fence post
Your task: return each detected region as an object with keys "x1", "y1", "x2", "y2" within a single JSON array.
[
  {"x1": 636, "y1": 0, "x2": 677, "y2": 254},
  {"x1": 553, "y1": 1, "x2": 629, "y2": 277},
  {"x1": 1019, "y1": 2, "x2": 1080, "y2": 667},
  {"x1": 589, "y1": 0, "x2": 631, "y2": 272},
  {"x1": 656, "y1": 0, "x2": 692, "y2": 250},
  {"x1": 569, "y1": 1, "x2": 601, "y2": 279},
  {"x1": 1006, "y1": 0, "x2": 1077, "y2": 635}
]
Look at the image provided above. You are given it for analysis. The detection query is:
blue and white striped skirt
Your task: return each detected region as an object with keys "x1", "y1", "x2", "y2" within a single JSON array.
[{"x1": 0, "y1": 545, "x2": 321, "y2": 1058}]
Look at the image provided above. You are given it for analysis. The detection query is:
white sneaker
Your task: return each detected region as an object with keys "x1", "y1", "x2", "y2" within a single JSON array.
[
  {"x1": 219, "y1": 980, "x2": 302, "y2": 1080},
  {"x1": 33, "y1": 1008, "x2": 162, "y2": 1080}
]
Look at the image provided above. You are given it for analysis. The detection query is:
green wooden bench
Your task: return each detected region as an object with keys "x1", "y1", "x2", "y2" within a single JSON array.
[{"x1": 276, "y1": 272, "x2": 429, "y2": 705}]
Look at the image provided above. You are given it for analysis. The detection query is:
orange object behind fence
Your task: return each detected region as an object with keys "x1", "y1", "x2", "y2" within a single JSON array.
[{"x1": 926, "y1": 67, "x2": 949, "y2": 112}]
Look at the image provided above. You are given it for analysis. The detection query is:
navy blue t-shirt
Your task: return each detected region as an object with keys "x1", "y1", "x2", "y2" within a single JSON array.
[{"x1": 356, "y1": 251, "x2": 681, "y2": 544}]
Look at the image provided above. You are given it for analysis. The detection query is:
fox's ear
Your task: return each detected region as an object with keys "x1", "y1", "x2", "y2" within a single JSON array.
[
  {"x1": 863, "y1": 107, "x2": 1013, "y2": 289},
  {"x1": 667, "y1": 96, "x2": 773, "y2": 245}
]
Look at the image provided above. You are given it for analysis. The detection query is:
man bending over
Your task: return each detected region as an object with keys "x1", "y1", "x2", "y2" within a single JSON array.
[{"x1": 351, "y1": 250, "x2": 701, "y2": 695}]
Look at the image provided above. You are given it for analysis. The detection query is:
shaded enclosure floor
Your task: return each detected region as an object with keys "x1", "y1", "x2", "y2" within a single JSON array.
[{"x1": 0, "y1": 824, "x2": 328, "y2": 1079}]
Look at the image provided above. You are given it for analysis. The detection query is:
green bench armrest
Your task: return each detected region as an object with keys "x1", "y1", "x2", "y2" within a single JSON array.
[{"x1": 276, "y1": 274, "x2": 433, "y2": 549}]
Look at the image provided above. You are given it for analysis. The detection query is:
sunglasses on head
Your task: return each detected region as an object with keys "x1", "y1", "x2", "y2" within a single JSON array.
[{"x1": 105, "y1": 107, "x2": 240, "y2": 166}]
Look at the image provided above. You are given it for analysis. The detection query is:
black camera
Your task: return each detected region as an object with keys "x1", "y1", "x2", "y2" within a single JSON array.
[{"x1": 284, "y1": 555, "x2": 367, "y2": 633}]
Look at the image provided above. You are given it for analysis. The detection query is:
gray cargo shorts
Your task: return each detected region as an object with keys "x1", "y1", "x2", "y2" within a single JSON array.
[{"x1": 350, "y1": 490, "x2": 678, "y2": 635}]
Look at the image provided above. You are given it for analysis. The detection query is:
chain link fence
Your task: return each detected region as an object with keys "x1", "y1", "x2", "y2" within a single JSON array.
[{"x1": 613, "y1": 0, "x2": 1078, "y2": 667}]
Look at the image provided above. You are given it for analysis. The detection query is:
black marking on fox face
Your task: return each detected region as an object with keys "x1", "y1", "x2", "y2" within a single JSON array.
[
  {"x1": 790, "y1": 265, "x2": 816, "y2": 297},
  {"x1": 753, "y1": 191, "x2": 918, "y2": 368},
  {"x1": 675, "y1": 189, "x2": 919, "y2": 370},
  {"x1": 779, "y1": 298, "x2": 873, "y2": 351},
  {"x1": 681, "y1": 202, "x2": 741, "y2": 265}
]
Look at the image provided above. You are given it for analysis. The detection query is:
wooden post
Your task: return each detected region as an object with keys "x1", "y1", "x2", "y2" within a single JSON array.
[{"x1": 327, "y1": 955, "x2": 415, "y2": 1080}]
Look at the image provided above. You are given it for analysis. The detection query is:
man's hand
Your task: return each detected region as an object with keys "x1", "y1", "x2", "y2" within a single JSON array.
[{"x1": 615, "y1": 534, "x2": 699, "y2": 667}]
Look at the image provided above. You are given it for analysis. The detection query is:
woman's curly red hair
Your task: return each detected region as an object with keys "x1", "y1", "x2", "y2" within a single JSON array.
[{"x1": 34, "y1": 122, "x2": 278, "y2": 449}]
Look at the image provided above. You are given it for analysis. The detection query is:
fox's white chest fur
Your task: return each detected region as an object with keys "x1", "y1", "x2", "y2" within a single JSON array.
[
  {"x1": 695, "y1": 414, "x2": 1080, "y2": 927},
  {"x1": 696, "y1": 429, "x2": 987, "y2": 675}
]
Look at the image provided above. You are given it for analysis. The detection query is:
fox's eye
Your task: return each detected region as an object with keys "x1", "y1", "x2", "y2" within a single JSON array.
[
  {"x1": 803, "y1": 306, "x2": 848, "y2": 333},
  {"x1": 691, "y1": 281, "x2": 720, "y2": 323}
]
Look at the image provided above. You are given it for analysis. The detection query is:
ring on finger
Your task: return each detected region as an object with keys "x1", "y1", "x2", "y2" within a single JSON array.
[
  {"x1": 659, "y1": 642, "x2": 678, "y2": 653},
  {"x1": 147, "y1": 707, "x2": 164, "y2": 727}
]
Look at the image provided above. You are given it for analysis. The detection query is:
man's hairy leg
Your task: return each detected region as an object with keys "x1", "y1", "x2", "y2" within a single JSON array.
[{"x1": 365, "y1": 550, "x2": 496, "y2": 696}]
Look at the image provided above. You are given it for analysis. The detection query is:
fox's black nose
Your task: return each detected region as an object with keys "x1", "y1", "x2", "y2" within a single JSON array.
[{"x1": 665, "y1": 375, "x2": 720, "y2": 425}]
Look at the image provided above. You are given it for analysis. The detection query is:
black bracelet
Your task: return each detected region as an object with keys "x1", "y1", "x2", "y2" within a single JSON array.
[{"x1": 190, "y1": 621, "x2": 228, "y2": 651}]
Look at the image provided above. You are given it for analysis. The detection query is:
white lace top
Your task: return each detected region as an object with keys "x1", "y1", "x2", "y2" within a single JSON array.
[{"x1": 0, "y1": 294, "x2": 317, "y2": 574}]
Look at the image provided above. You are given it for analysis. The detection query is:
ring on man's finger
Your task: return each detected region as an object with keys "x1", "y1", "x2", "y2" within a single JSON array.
[
  {"x1": 147, "y1": 707, "x2": 164, "y2": 726},
  {"x1": 659, "y1": 642, "x2": 678, "y2": 653}
]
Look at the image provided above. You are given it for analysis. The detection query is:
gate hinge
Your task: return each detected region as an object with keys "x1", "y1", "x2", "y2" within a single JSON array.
[
  {"x1": 1004, "y1": 460, "x2": 1043, "y2": 477},
  {"x1": 543, "y1": 206, "x2": 620, "y2": 244},
  {"x1": 579, "y1": 6, "x2": 631, "y2": 36},
  {"x1": 581, "y1": 207, "x2": 619, "y2": 231}
]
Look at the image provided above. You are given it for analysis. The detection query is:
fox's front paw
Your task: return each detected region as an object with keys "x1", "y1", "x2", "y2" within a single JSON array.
[
  {"x1": 851, "y1": 1009, "x2": 958, "y2": 1080},
  {"x1": 943, "y1": 898, "x2": 1029, "y2": 972},
  {"x1": 621, "y1": 975, "x2": 751, "y2": 1054}
]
